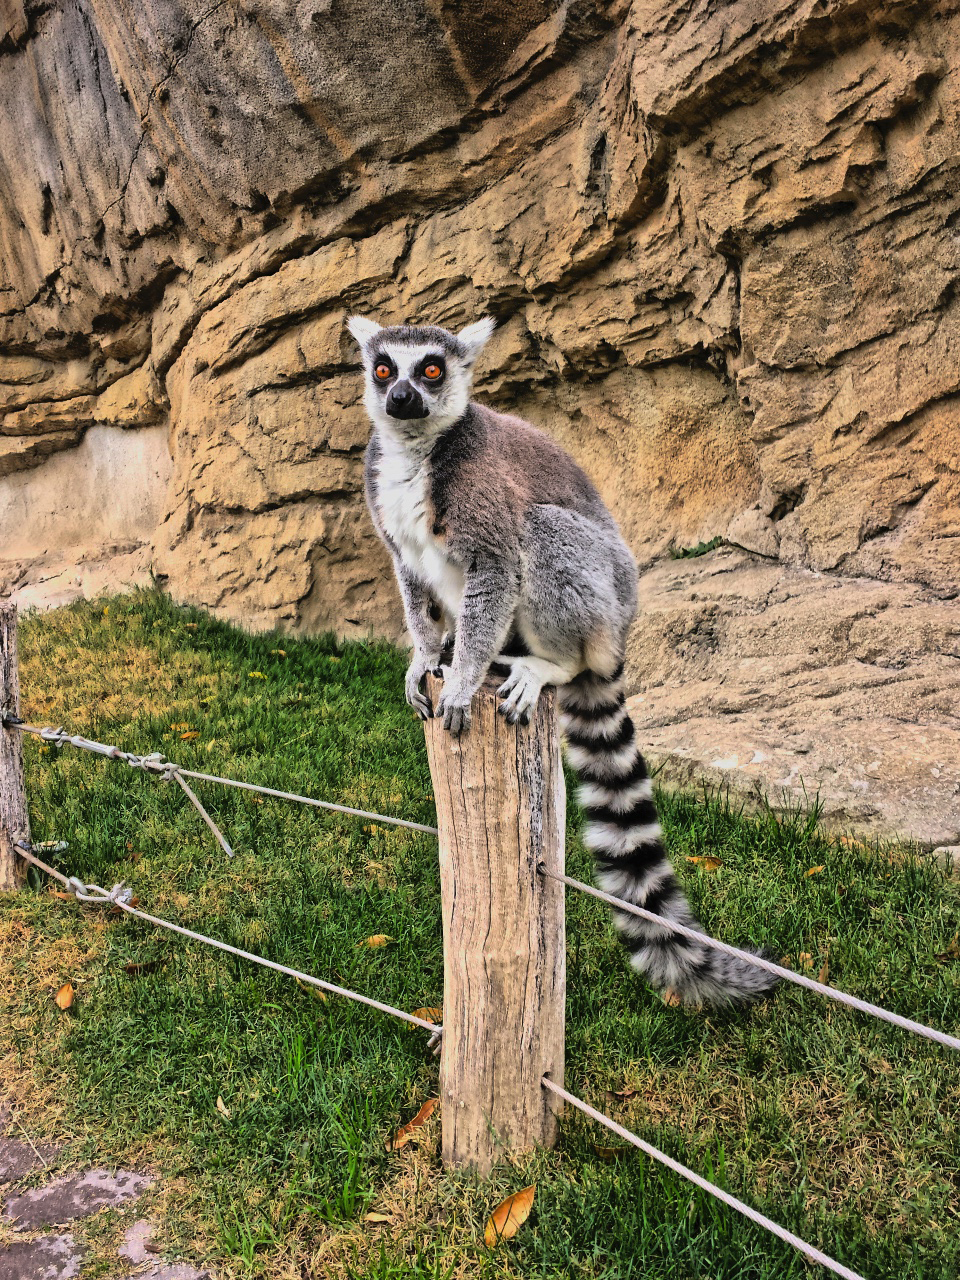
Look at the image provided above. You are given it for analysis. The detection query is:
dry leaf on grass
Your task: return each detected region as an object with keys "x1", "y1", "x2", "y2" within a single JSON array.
[
  {"x1": 838, "y1": 835, "x2": 869, "y2": 851},
  {"x1": 360, "y1": 934, "x2": 393, "y2": 948},
  {"x1": 364, "y1": 1212, "x2": 392, "y2": 1224},
  {"x1": 48, "y1": 889, "x2": 75, "y2": 902},
  {"x1": 484, "y1": 1184, "x2": 536, "y2": 1246},
  {"x1": 54, "y1": 983, "x2": 74, "y2": 1010},
  {"x1": 123, "y1": 957, "x2": 166, "y2": 976},
  {"x1": 179, "y1": 731, "x2": 199, "y2": 740},
  {"x1": 386, "y1": 1097, "x2": 437, "y2": 1151},
  {"x1": 591, "y1": 1144, "x2": 631, "y2": 1162},
  {"x1": 409, "y1": 1006, "x2": 442, "y2": 1024},
  {"x1": 110, "y1": 897, "x2": 140, "y2": 915},
  {"x1": 686, "y1": 856, "x2": 723, "y2": 872},
  {"x1": 216, "y1": 1096, "x2": 231, "y2": 1120},
  {"x1": 934, "y1": 934, "x2": 960, "y2": 963},
  {"x1": 805, "y1": 865, "x2": 825, "y2": 877},
  {"x1": 818, "y1": 958, "x2": 830, "y2": 985}
]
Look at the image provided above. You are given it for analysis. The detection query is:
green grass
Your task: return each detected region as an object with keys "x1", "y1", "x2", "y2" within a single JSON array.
[{"x1": 2, "y1": 590, "x2": 958, "y2": 1280}]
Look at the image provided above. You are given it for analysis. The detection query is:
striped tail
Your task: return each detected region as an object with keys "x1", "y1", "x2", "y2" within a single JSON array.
[{"x1": 558, "y1": 668, "x2": 777, "y2": 1006}]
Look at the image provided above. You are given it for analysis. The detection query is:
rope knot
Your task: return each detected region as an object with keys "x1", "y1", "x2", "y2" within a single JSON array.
[{"x1": 124, "y1": 751, "x2": 166, "y2": 772}]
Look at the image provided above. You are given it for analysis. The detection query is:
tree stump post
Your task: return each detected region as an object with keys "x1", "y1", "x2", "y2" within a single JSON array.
[
  {"x1": 0, "y1": 603, "x2": 29, "y2": 891},
  {"x1": 423, "y1": 671, "x2": 565, "y2": 1174}
]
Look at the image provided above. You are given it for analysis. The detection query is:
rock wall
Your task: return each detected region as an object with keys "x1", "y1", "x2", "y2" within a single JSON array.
[{"x1": 3, "y1": 0, "x2": 959, "y2": 842}]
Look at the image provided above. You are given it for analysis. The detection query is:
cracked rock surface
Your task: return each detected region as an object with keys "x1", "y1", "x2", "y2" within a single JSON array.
[
  {"x1": 2, "y1": 0, "x2": 958, "y2": 839},
  {"x1": 5, "y1": 1170, "x2": 154, "y2": 1230},
  {"x1": 0, "y1": 1106, "x2": 210, "y2": 1277}
]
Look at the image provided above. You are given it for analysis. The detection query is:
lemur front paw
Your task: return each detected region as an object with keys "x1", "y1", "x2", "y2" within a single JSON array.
[
  {"x1": 404, "y1": 651, "x2": 441, "y2": 720},
  {"x1": 434, "y1": 672, "x2": 472, "y2": 736}
]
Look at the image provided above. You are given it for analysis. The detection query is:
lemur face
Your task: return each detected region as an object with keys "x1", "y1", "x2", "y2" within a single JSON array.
[{"x1": 347, "y1": 316, "x2": 495, "y2": 440}]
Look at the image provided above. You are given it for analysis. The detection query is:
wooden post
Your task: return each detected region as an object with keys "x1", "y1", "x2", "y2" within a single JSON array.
[
  {"x1": 0, "y1": 603, "x2": 29, "y2": 891},
  {"x1": 423, "y1": 671, "x2": 565, "y2": 1174}
]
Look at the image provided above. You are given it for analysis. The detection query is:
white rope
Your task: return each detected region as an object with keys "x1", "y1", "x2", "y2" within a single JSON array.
[
  {"x1": 164, "y1": 765, "x2": 234, "y2": 858},
  {"x1": 16, "y1": 842, "x2": 441, "y2": 1035},
  {"x1": 541, "y1": 867, "x2": 960, "y2": 1053},
  {"x1": 541, "y1": 1077, "x2": 865, "y2": 1280},
  {"x1": 9, "y1": 721, "x2": 439, "y2": 836}
]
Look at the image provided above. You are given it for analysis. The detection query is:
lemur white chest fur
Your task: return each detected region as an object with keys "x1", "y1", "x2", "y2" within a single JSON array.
[{"x1": 374, "y1": 430, "x2": 465, "y2": 618}]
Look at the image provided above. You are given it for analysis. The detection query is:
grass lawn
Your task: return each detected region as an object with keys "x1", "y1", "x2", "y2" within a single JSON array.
[{"x1": 1, "y1": 590, "x2": 958, "y2": 1279}]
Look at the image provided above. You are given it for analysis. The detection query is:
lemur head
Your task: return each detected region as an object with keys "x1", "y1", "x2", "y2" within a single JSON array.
[{"x1": 347, "y1": 316, "x2": 495, "y2": 442}]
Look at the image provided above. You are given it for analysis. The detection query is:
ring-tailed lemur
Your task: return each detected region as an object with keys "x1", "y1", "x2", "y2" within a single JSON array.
[{"x1": 348, "y1": 314, "x2": 776, "y2": 1007}]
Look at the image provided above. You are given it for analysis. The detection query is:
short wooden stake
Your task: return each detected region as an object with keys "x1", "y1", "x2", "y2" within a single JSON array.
[
  {"x1": 423, "y1": 671, "x2": 565, "y2": 1173},
  {"x1": 0, "y1": 603, "x2": 29, "y2": 891}
]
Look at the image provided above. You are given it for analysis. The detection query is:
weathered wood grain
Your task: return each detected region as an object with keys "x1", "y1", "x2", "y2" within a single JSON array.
[
  {"x1": 0, "y1": 603, "x2": 28, "y2": 891},
  {"x1": 423, "y1": 671, "x2": 565, "y2": 1173}
]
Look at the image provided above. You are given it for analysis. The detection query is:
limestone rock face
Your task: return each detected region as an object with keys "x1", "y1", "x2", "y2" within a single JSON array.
[{"x1": 3, "y1": 0, "x2": 959, "y2": 840}]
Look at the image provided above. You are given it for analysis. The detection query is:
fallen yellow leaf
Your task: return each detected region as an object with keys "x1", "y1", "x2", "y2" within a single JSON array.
[
  {"x1": 838, "y1": 835, "x2": 868, "y2": 850},
  {"x1": 269, "y1": 649, "x2": 286, "y2": 657},
  {"x1": 805, "y1": 865, "x2": 825, "y2": 877},
  {"x1": 686, "y1": 856, "x2": 723, "y2": 872},
  {"x1": 386, "y1": 1097, "x2": 438, "y2": 1151},
  {"x1": 54, "y1": 982, "x2": 74, "y2": 1010},
  {"x1": 249, "y1": 671, "x2": 266, "y2": 679},
  {"x1": 216, "y1": 1096, "x2": 231, "y2": 1119},
  {"x1": 485, "y1": 1184, "x2": 536, "y2": 1247},
  {"x1": 818, "y1": 958, "x2": 830, "y2": 985},
  {"x1": 360, "y1": 934, "x2": 393, "y2": 948},
  {"x1": 364, "y1": 1211, "x2": 392, "y2": 1224},
  {"x1": 179, "y1": 731, "x2": 199, "y2": 740},
  {"x1": 409, "y1": 1007, "x2": 442, "y2": 1024}
]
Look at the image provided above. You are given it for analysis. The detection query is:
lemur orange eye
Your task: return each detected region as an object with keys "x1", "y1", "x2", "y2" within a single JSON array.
[
  {"x1": 374, "y1": 363, "x2": 392, "y2": 381},
  {"x1": 424, "y1": 363, "x2": 443, "y2": 380}
]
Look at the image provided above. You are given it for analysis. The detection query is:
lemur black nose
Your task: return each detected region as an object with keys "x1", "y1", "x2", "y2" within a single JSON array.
[{"x1": 385, "y1": 379, "x2": 428, "y2": 420}]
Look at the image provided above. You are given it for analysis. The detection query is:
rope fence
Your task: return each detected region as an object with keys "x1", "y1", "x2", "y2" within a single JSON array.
[
  {"x1": 539, "y1": 867, "x2": 960, "y2": 1053},
  {"x1": 7, "y1": 720, "x2": 440, "y2": 835},
  {"x1": 540, "y1": 1077, "x2": 865, "y2": 1280},
  {"x1": 4, "y1": 665, "x2": 957, "y2": 1280},
  {"x1": 13, "y1": 719, "x2": 960, "y2": 1055},
  {"x1": 15, "y1": 839, "x2": 442, "y2": 1038}
]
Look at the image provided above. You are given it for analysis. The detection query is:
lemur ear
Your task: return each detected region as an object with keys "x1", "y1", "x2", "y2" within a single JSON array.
[
  {"x1": 458, "y1": 316, "x2": 496, "y2": 365},
  {"x1": 347, "y1": 315, "x2": 382, "y2": 348}
]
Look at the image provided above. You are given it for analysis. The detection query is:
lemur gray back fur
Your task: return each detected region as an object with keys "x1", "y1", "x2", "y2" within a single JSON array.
[{"x1": 348, "y1": 314, "x2": 777, "y2": 1009}]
